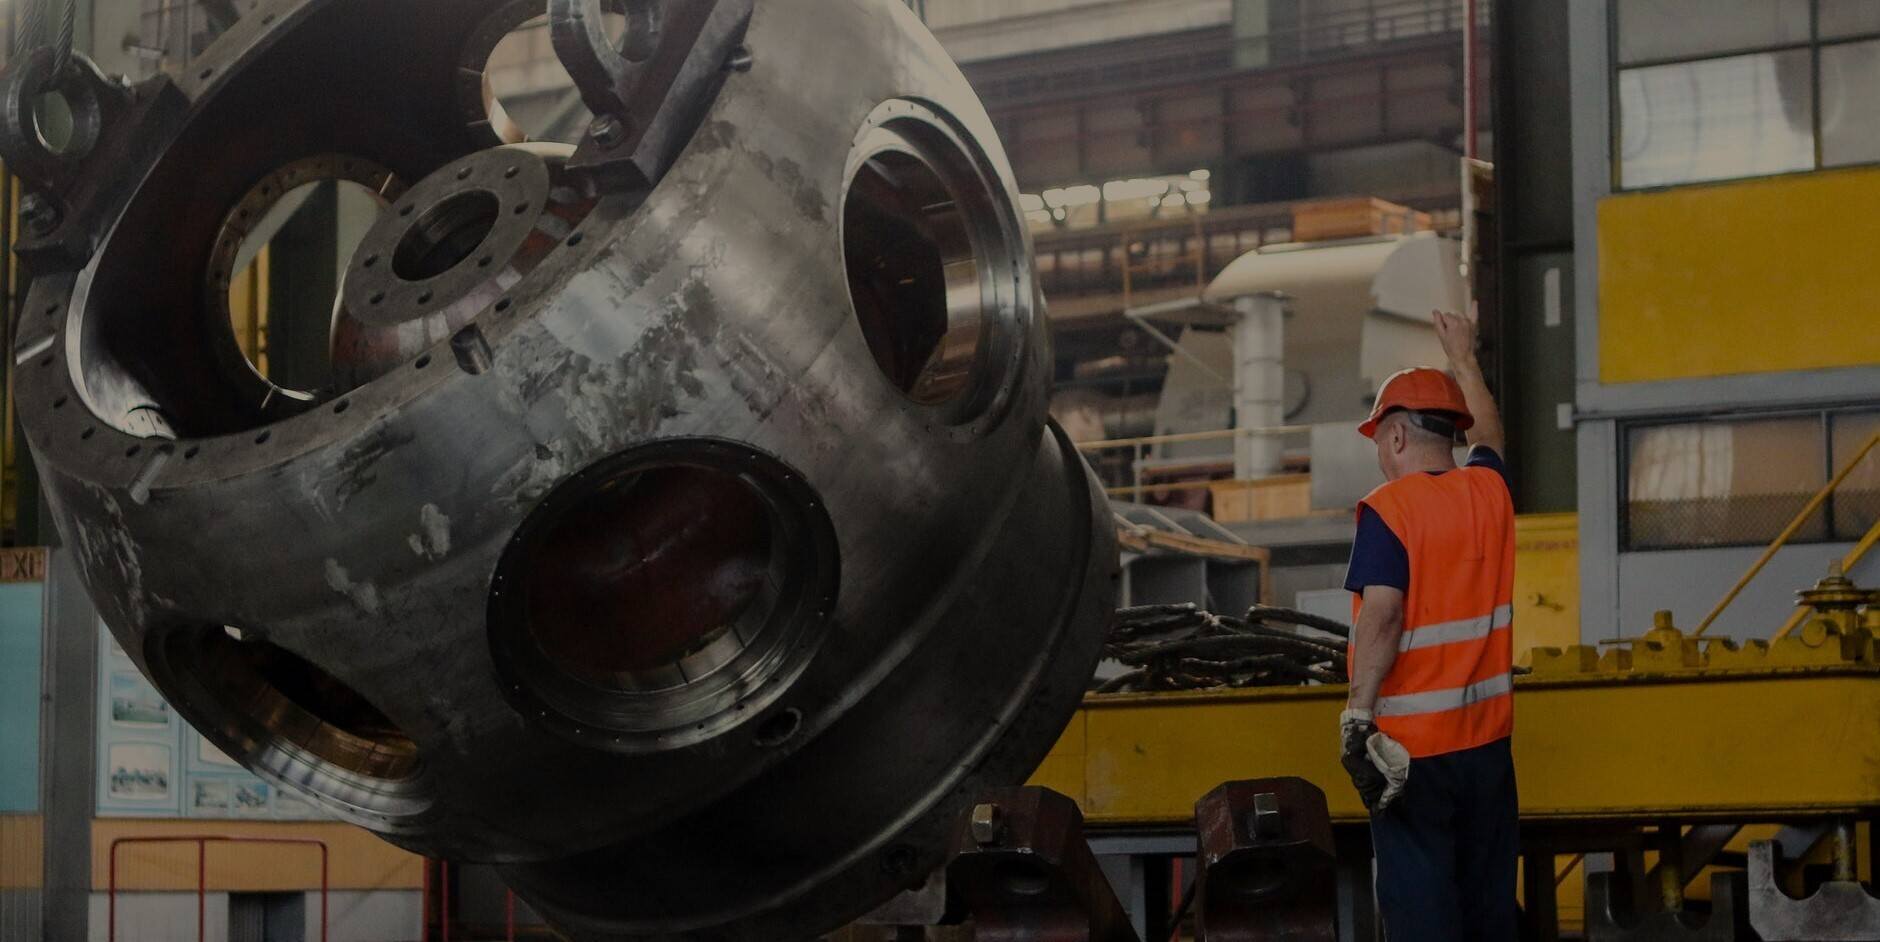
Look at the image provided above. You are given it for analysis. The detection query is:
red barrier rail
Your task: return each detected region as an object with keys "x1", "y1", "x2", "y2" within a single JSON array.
[
  {"x1": 107, "y1": 835, "x2": 329, "y2": 942},
  {"x1": 423, "y1": 859, "x2": 521, "y2": 942}
]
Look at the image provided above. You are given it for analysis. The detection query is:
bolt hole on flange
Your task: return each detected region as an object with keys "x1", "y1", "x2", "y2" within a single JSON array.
[
  {"x1": 489, "y1": 441, "x2": 840, "y2": 752},
  {"x1": 753, "y1": 708, "x2": 803, "y2": 747}
]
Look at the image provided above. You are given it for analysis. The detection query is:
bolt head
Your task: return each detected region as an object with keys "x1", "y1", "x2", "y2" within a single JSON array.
[
  {"x1": 591, "y1": 115, "x2": 625, "y2": 149},
  {"x1": 969, "y1": 803, "x2": 1002, "y2": 846},
  {"x1": 1249, "y1": 792, "x2": 1284, "y2": 841}
]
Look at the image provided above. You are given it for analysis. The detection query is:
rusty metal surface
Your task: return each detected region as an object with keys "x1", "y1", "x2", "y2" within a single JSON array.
[
  {"x1": 943, "y1": 788, "x2": 1142, "y2": 942},
  {"x1": 1746, "y1": 840, "x2": 1880, "y2": 941},
  {"x1": 1586, "y1": 871, "x2": 1751, "y2": 942},
  {"x1": 1193, "y1": 778, "x2": 1337, "y2": 941},
  {"x1": 1, "y1": 1, "x2": 1118, "y2": 938}
]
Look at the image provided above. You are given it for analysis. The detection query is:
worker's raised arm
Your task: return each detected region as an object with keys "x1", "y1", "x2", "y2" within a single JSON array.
[{"x1": 1433, "y1": 308, "x2": 1505, "y2": 456}]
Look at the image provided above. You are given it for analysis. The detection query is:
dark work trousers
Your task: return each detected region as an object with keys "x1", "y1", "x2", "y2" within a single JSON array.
[{"x1": 1369, "y1": 736, "x2": 1519, "y2": 941}]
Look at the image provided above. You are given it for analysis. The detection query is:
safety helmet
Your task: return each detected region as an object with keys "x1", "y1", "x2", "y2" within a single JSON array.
[{"x1": 1359, "y1": 367, "x2": 1474, "y2": 439}]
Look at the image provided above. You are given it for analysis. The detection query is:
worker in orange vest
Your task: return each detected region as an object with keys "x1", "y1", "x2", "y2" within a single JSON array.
[{"x1": 1341, "y1": 308, "x2": 1517, "y2": 941}]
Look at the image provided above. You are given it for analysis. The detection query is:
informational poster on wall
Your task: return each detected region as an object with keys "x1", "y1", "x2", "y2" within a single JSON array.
[
  {"x1": 95, "y1": 622, "x2": 324, "y2": 820},
  {"x1": 0, "y1": 548, "x2": 48, "y2": 813}
]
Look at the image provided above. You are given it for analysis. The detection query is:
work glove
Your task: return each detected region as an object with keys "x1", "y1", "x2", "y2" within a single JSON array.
[{"x1": 1340, "y1": 709, "x2": 1410, "y2": 813}]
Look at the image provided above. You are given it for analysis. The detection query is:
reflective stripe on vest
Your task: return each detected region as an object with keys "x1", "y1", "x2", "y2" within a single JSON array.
[
  {"x1": 1376, "y1": 672, "x2": 1513, "y2": 718},
  {"x1": 1398, "y1": 604, "x2": 1513, "y2": 653}
]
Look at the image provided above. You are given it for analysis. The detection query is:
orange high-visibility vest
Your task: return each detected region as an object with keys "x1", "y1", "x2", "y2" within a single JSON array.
[{"x1": 1350, "y1": 465, "x2": 1516, "y2": 758}]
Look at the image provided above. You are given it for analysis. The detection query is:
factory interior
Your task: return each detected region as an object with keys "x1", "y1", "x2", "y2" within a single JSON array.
[{"x1": 0, "y1": 0, "x2": 1876, "y2": 939}]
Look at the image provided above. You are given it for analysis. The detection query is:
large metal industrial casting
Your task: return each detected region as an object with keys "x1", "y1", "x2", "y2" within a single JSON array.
[{"x1": 2, "y1": 0, "x2": 1118, "y2": 938}]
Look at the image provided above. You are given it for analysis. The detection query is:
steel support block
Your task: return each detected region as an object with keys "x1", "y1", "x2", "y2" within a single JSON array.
[
  {"x1": 1747, "y1": 840, "x2": 1880, "y2": 941},
  {"x1": 1193, "y1": 777, "x2": 1337, "y2": 941},
  {"x1": 1587, "y1": 871, "x2": 1751, "y2": 941},
  {"x1": 944, "y1": 787, "x2": 1143, "y2": 942}
]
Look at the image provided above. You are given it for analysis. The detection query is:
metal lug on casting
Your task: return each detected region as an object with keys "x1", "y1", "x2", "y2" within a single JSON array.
[
  {"x1": 20, "y1": 192, "x2": 60, "y2": 235},
  {"x1": 726, "y1": 45, "x2": 753, "y2": 72}
]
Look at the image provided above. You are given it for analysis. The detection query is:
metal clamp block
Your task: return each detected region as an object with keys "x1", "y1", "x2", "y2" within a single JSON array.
[
  {"x1": 1587, "y1": 870, "x2": 1751, "y2": 941},
  {"x1": 1193, "y1": 777, "x2": 1337, "y2": 941},
  {"x1": 1529, "y1": 645, "x2": 1601, "y2": 675},
  {"x1": 1747, "y1": 841, "x2": 1880, "y2": 941},
  {"x1": 945, "y1": 787, "x2": 1142, "y2": 942}
]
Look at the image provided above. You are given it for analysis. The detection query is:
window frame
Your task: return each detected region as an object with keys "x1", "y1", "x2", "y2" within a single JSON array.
[
  {"x1": 1609, "y1": 0, "x2": 1880, "y2": 191},
  {"x1": 1618, "y1": 404, "x2": 1879, "y2": 552}
]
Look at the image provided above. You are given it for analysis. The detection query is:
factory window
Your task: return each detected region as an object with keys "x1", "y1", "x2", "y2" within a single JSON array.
[
  {"x1": 1613, "y1": 0, "x2": 1880, "y2": 188},
  {"x1": 1830, "y1": 410, "x2": 1880, "y2": 540},
  {"x1": 1617, "y1": 0, "x2": 1811, "y2": 65},
  {"x1": 1820, "y1": 40, "x2": 1880, "y2": 166},
  {"x1": 1623, "y1": 408, "x2": 1880, "y2": 550},
  {"x1": 1821, "y1": 0, "x2": 1880, "y2": 38}
]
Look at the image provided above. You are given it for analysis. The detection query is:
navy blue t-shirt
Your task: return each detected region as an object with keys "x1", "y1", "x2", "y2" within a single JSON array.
[{"x1": 1344, "y1": 447, "x2": 1510, "y2": 594}]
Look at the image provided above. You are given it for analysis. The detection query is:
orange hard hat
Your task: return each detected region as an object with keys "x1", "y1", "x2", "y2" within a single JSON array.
[{"x1": 1359, "y1": 367, "x2": 1474, "y2": 439}]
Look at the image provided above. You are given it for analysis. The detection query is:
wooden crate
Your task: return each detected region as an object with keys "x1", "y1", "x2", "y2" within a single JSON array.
[
  {"x1": 1291, "y1": 197, "x2": 1431, "y2": 243},
  {"x1": 1209, "y1": 474, "x2": 1313, "y2": 523}
]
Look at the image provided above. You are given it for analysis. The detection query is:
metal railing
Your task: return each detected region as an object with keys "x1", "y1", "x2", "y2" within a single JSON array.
[
  {"x1": 1077, "y1": 426, "x2": 1310, "y2": 500},
  {"x1": 423, "y1": 859, "x2": 526, "y2": 942},
  {"x1": 1034, "y1": 195, "x2": 1461, "y2": 309},
  {"x1": 961, "y1": 0, "x2": 1483, "y2": 108},
  {"x1": 1120, "y1": 212, "x2": 1207, "y2": 315},
  {"x1": 107, "y1": 835, "x2": 330, "y2": 942}
]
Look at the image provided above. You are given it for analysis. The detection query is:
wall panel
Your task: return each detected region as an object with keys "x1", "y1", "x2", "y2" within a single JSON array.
[{"x1": 1598, "y1": 167, "x2": 1880, "y2": 383}]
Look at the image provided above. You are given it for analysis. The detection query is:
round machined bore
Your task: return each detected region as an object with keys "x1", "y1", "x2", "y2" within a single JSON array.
[
  {"x1": 842, "y1": 100, "x2": 1027, "y2": 423},
  {"x1": 523, "y1": 465, "x2": 777, "y2": 682},
  {"x1": 213, "y1": 172, "x2": 394, "y2": 399},
  {"x1": 488, "y1": 441, "x2": 840, "y2": 751},
  {"x1": 145, "y1": 624, "x2": 430, "y2": 823},
  {"x1": 394, "y1": 190, "x2": 502, "y2": 281},
  {"x1": 845, "y1": 150, "x2": 981, "y2": 404}
]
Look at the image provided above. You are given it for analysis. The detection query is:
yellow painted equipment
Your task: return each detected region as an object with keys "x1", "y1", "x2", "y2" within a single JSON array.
[
  {"x1": 1597, "y1": 165, "x2": 1880, "y2": 384},
  {"x1": 1037, "y1": 513, "x2": 1877, "y2": 826},
  {"x1": 1513, "y1": 513, "x2": 1580, "y2": 656},
  {"x1": 1032, "y1": 659, "x2": 1879, "y2": 826}
]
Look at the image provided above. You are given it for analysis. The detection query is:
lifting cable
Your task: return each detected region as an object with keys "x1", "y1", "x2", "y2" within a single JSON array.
[{"x1": 14, "y1": 0, "x2": 77, "y2": 77}]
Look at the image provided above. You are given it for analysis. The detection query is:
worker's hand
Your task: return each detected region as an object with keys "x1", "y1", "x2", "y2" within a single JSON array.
[
  {"x1": 1340, "y1": 709, "x2": 1411, "y2": 813},
  {"x1": 1432, "y1": 306, "x2": 1481, "y2": 375}
]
